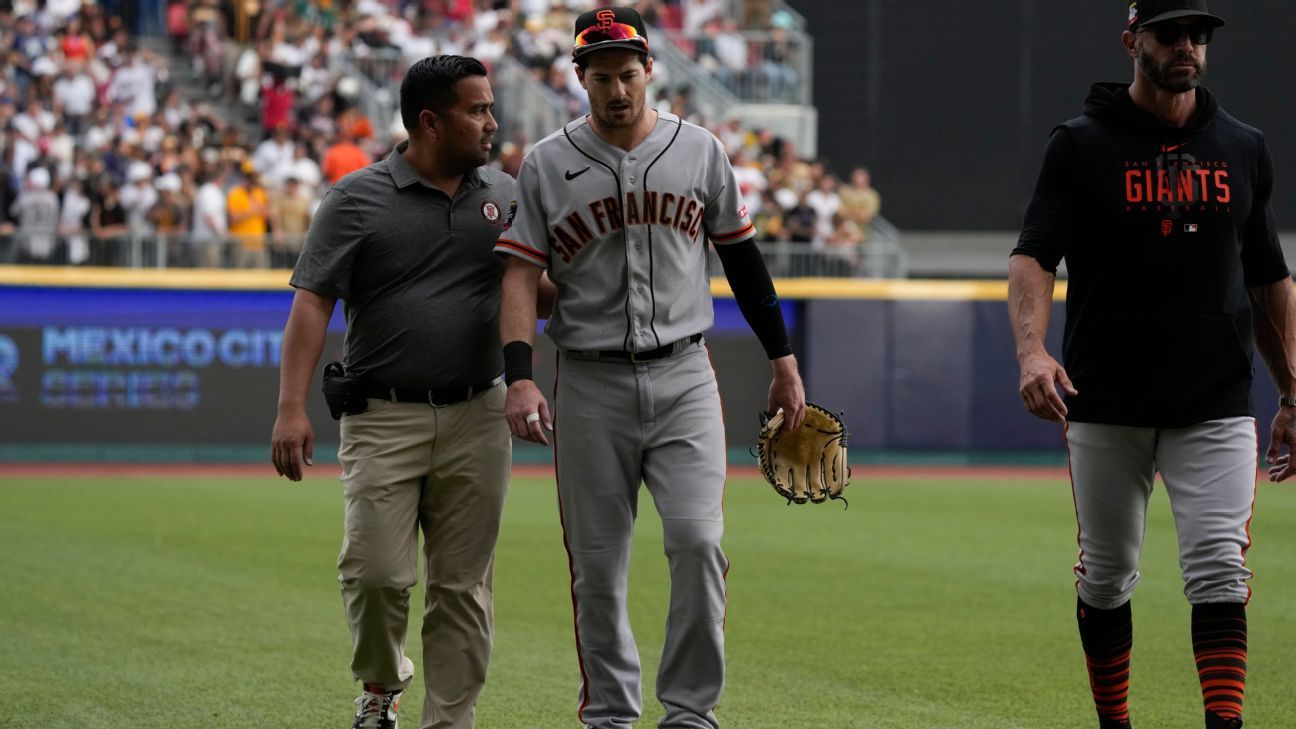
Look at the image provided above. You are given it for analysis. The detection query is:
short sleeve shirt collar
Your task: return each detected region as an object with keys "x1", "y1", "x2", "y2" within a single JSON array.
[{"x1": 386, "y1": 140, "x2": 487, "y2": 193}]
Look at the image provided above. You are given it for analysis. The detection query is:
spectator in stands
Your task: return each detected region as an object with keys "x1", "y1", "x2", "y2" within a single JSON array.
[
  {"x1": 107, "y1": 45, "x2": 162, "y2": 118},
  {"x1": 321, "y1": 129, "x2": 371, "y2": 185},
  {"x1": 260, "y1": 71, "x2": 295, "y2": 135},
  {"x1": 298, "y1": 52, "x2": 333, "y2": 104},
  {"x1": 784, "y1": 189, "x2": 817, "y2": 244},
  {"x1": 158, "y1": 87, "x2": 189, "y2": 131},
  {"x1": 227, "y1": 160, "x2": 269, "y2": 268},
  {"x1": 269, "y1": 173, "x2": 310, "y2": 268},
  {"x1": 149, "y1": 172, "x2": 188, "y2": 264},
  {"x1": 187, "y1": 0, "x2": 226, "y2": 95},
  {"x1": 190, "y1": 164, "x2": 229, "y2": 267},
  {"x1": 58, "y1": 177, "x2": 93, "y2": 265},
  {"x1": 716, "y1": 116, "x2": 745, "y2": 156},
  {"x1": 11, "y1": 167, "x2": 59, "y2": 263},
  {"x1": 805, "y1": 172, "x2": 841, "y2": 245},
  {"x1": 838, "y1": 166, "x2": 881, "y2": 240},
  {"x1": 712, "y1": 18, "x2": 750, "y2": 93},
  {"x1": 52, "y1": 61, "x2": 95, "y2": 135},
  {"x1": 760, "y1": 23, "x2": 800, "y2": 102},
  {"x1": 730, "y1": 147, "x2": 766, "y2": 217},
  {"x1": 8, "y1": 14, "x2": 45, "y2": 100},
  {"x1": 0, "y1": 147, "x2": 19, "y2": 245},
  {"x1": 289, "y1": 140, "x2": 322, "y2": 193},
  {"x1": 90, "y1": 179, "x2": 129, "y2": 259},
  {"x1": 165, "y1": 0, "x2": 189, "y2": 54},
  {"x1": 335, "y1": 99, "x2": 374, "y2": 142},
  {"x1": 118, "y1": 159, "x2": 155, "y2": 229},
  {"x1": 253, "y1": 123, "x2": 296, "y2": 189},
  {"x1": 46, "y1": 121, "x2": 75, "y2": 179},
  {"x1": 233, "y1": 39, "x2": 262, "y2": 108},
  {"x1": 824, "y1": 212, "x2": 865, "y2": 276},
  {"x1": 754, "y1": 188, "x2": 787, "y2": 238},
  {"x1": 59, "y1": 14, "x2": 95, "y2": 64}
]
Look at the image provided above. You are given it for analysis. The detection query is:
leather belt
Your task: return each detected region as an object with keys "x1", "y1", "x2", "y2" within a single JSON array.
[
  {"x1": 360, "y1": 377, "x2": 500, "y2": 407},
  {"x1": 564, "y1": 334, "x2": 703, "y2": 363}
]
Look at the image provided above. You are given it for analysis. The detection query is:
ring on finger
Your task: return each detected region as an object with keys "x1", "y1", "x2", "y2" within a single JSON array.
[{"x1": 525, "y1": 412, "x2": 541, "y2": 424}]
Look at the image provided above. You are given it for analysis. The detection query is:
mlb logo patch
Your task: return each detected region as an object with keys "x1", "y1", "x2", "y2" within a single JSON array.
[{"x1": 1184, "y1": 223, "x2": 1199, "y2": 233}]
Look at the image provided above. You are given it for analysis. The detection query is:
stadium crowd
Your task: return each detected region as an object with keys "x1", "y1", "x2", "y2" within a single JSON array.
[{"x1": 1, "y1": 0, "x2": 881, "y2": 273}]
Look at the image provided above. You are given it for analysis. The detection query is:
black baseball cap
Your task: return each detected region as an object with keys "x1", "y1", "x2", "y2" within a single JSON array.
[
  {"x1": 1128, "y1": 0, "x2": 1225, "y2": 30},
  {"x1": 572, "y1": 6, "x2": 650, "y2": 62}
]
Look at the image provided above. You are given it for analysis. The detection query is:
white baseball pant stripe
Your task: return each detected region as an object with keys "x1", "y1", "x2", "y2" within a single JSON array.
[{"x1": 1065, "y1": 417, "x2": 1257, "y2": 610}]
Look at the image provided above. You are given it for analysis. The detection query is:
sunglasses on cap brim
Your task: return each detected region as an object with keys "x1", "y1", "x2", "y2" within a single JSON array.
[
  {"x1": 1139, "y1": 22, "x2": 1215, "y2": 46},
  {"x1": 574, "y1": 22, "x2": 648, "y2": 51}
]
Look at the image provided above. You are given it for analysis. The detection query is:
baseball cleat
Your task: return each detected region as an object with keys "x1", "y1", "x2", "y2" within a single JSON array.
[
  {"x1": 351, "y1": 687, "x2": 402, "y2": 729},
  {"x1": 1205, "y1": 713, "x2": 1242, "y2": 729}
]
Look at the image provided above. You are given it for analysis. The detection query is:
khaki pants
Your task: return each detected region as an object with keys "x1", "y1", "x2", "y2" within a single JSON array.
[{"x1": 337, "y1": 383, "x2": 511, "y2": 729}]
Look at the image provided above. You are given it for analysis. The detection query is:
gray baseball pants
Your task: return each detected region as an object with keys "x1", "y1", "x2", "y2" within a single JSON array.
[
  {"x1": 554, "y1": 342, "x2": 728, "y2": 729},
  {"x1": 1065, "y1": 417, "x2": 1257, "y2": 609}
]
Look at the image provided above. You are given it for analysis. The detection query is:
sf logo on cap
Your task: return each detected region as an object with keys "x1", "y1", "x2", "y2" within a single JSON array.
[{"x1": 597, "y1": 9, "x2": 616, "y2": 28}]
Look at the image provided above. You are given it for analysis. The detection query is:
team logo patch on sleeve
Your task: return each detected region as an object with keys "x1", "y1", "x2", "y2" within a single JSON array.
[
  {"x1": 738, "y1": 205, "x2": 748, "y2": 219},
  {"x1": 481, "y1": 200, "x2": 501, "y2": 222},
  {"x1": 502, "y1": 200, "x2": 517, "y2": 230}
]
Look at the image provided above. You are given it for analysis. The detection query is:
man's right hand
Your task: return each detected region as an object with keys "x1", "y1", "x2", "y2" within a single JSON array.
[
  {"x1": 271, "y1": 409, "x2": 314, "y2": 481},
  {"x1": 506, "y1": 380, "x2": 552, "y2": 445},
  {"x1": 1017, "y1": 351, "x2": 1078, "y2": 423}
]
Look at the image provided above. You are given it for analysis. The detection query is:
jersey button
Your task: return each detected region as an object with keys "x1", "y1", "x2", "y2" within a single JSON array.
[
  {"x1": 628, "y1": 175, "x2": 636, "y2": 184},
  {"x1": 634, "y1": 243, "x2": 643, "y2": 251}
]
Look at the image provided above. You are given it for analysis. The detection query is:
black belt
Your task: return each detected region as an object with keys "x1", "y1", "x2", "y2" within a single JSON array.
[
  {"x1": 360, "y1": 377, "x2": 500, "y2": 406},
  {"x1": 565, "y1": 334, "x2": 703, "y2": 363}
]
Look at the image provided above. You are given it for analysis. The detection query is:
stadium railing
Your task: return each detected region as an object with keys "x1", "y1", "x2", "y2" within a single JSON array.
[
  {"x1": 333, "y1": 48, "x2": 567, "y2": 150},
  {"x1": 0, "y1": 230, "x2": 906, "y2": 278},
  {"x1": 658, "y1": 29, "x2": 812, "y2": 106}
]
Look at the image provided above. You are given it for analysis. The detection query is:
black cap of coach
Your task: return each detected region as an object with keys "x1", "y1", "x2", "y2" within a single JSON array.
[
  {"x1": 1127, "y1": 0, "x2": 1225, "y2": 30},
  {"x1": 572, "y1": 6, "x2": 650, "y2": 62}
]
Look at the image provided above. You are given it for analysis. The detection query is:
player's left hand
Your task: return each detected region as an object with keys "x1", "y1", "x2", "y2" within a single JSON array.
[
  {"x1": 1265, "y1": 406, "x2": 1296, "y2": 481},
  {"x1": 767, "y1": 354, "x2": 805, "y2": 432}
]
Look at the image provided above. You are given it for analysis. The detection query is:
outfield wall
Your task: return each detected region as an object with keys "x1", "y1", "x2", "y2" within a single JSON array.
[{"x1": 0, "y1": 268, "x2": 1283, "y2": 464}]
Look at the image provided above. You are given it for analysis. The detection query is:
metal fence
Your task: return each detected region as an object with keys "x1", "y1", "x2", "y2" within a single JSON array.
[
  {"x1": 708, "y1": 220, "x2": 907, "y2": 280},
  {"x1": 0, "y1": 232, "x2": 308, "y2": 269},
  {"x1": 659, "y1": 29, "x2": 812, "y2": 106},
  {"x1": 332, "y1": 48, "x2": 569, "y2": 149},
  {"x1": 1, "y1": 229, "x2": 905, "y2": 278}
]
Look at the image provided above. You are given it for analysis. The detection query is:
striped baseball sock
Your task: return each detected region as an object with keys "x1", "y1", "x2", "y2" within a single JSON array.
[
  {"x1": 1192, "y1": 602, "x2": 1247, "y2": 728},
  {"x1": 1077, "y1": 597, "x2": 1133, "y2": 729}
]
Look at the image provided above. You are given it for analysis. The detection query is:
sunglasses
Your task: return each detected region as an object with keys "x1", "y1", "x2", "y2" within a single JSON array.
[
  {"x1": 1139, "y1": 22, "x2": 1214, "y2": 46},
  {"x1": 574, "y1": 22, "x2": 648, "y2": 50}
]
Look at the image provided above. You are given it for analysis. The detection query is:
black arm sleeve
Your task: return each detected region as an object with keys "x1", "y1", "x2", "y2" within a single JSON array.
[{"x1": 714, "y1": 239, "x2": 794, "y2": 359}]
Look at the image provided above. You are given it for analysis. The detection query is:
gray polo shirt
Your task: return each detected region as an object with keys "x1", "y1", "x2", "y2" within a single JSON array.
[{"x1": 291, "y1": 142, "x2": 516, "y2": 389}]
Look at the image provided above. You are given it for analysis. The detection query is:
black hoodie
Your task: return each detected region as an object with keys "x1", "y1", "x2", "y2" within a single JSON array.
[{"x1": 1014, "y1": 83, "x2": 1289, "y2": 427}]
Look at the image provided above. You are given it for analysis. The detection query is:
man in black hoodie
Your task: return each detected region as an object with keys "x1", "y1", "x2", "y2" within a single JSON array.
[{"x1": 1008, "y1": 2, "x2": 1296, "y2": 728}]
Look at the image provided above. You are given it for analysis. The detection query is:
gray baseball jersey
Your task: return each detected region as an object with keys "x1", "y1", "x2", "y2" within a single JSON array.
[
  {"x1": 493, "y1": 111, "x2": 754, "y2": 351},
  {"x1": 495, "y1": 110, "x2": 748, "y2": 728}
]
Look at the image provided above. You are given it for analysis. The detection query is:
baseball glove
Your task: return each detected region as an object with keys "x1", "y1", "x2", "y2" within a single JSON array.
[{"x1": 756, "y1": 403, "x2": 849, "y2": 506}]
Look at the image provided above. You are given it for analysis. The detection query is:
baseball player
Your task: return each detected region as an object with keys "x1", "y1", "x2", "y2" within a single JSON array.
[
  {"x1": 1008, "y1": 3, "x2": 1296, "y2": 728},
  {"x1": 493, "y1": 7, "x2": 806, "y2": 728}
]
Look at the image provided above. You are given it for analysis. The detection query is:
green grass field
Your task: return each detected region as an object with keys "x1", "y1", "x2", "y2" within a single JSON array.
[{"x1": 2, "y1": 473, "x2": 1294, "y2": 729}]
